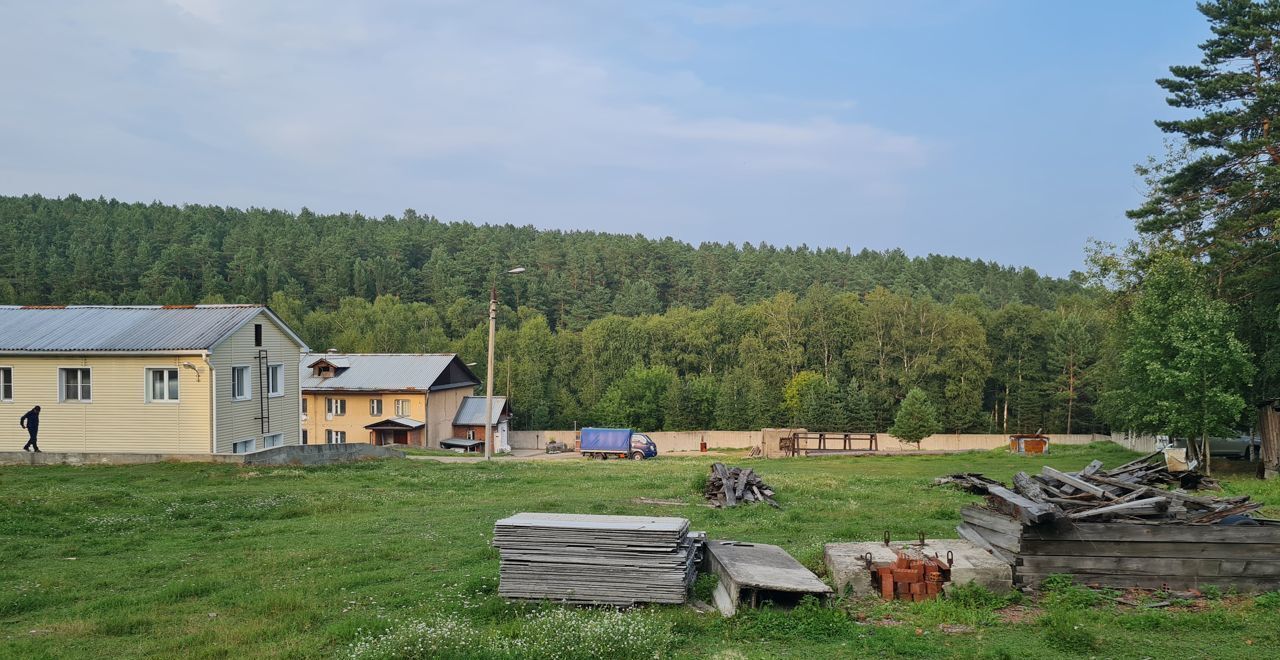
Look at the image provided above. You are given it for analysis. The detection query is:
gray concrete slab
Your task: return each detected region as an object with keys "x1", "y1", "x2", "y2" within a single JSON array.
[
  {"x1": 824, "y1": 538, "x2": 1012, "y2": 598},
  {"x1": 705, "y1": 540, "x2": 831, "y2": 616}
]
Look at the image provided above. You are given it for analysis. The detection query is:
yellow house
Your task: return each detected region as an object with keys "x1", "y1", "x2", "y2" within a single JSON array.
[
  {"x1": 0, "y1": 305, "x2": 307, "y2": 454},
  {"x1": 299, "y1": 353, "x2": 479, "y2": 448}
]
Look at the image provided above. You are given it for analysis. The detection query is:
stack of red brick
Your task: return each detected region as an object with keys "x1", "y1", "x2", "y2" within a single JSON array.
[{"x1": 874, "y1": 551, "x2": 950, "y2": 601}]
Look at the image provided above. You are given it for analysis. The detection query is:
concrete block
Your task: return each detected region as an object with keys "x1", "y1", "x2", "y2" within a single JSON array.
[{"x1": 824, "y1": 538, "x2": 1012, "y2": 598}]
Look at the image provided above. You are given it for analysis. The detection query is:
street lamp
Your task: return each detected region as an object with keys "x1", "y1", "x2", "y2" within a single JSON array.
[{"x1": 486, "y1": 267, "x2": 525, "y2": 460}]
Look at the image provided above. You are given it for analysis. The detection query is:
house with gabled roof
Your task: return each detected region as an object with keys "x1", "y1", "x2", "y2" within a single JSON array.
[
  {"x1": 0, "y1": 305, "x2": 307, "y2": 454},
  {"x1": 299, "y1": 353, "x2": 480, "y2": 448}
]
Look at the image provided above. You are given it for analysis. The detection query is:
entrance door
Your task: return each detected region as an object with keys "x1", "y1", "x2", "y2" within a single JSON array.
[{"x1": 394, "y1": 430, "x2": 408, "y2": 445}]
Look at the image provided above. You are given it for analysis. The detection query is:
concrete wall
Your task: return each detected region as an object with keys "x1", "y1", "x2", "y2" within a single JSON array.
[
  {"x1": 0, "y1": 354, "x2": 213, "y2": 454},
  {"x1": 210, "y1": 310, "x2": 303, "y2": 453},
  {"x1": 1107, "y1": 432, "x2": 1161, "y2": 454},
  {"x1": 510, "y1": 429, "x2": 1112, "y2": 454},
  {"x1": 0, "y1": 443, "x2": 403, "y2": 467}
]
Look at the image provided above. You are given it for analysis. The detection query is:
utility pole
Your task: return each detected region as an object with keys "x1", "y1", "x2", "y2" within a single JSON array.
[{"x1": 485, "y1": 267, "x2": 525, "y2": 459}]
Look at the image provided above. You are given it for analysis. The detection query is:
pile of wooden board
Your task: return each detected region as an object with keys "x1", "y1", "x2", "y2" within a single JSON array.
[
  {"x1": 943, "y1": 455, "x2": 1280, "y2": 592},
  {"x1": 939, "y1": 453, "x2": 1255, "y2": 525},
  {"x1": 705, "y1": 463, "x2": 779, "y2": 508},
  {"x1": 493, "y1": 513, "x2": 697, "y2": 605}
]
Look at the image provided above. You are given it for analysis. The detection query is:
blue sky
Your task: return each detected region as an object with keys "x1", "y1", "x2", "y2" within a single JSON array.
[{"x1": 0, "y1": 1, "x2": 1208, "y2": 276}]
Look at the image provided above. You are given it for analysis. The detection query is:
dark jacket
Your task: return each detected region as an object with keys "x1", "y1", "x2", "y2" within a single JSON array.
[{"x1": 20, "y1": 408, "x2": 39, "y2": 432}]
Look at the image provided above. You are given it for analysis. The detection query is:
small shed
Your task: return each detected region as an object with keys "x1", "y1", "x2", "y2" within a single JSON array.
[
  {"x1": 452, "y1": 396, "x2": 512, "y2": 452},
  {"x1": 1009, "y1": 433, "x2": 1050, "y2": 455}
]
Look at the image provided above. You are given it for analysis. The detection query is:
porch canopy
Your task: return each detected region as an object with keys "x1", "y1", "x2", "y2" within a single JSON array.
[{"x1": 364, "y1": 417, "x2": 425, "y2": 432}]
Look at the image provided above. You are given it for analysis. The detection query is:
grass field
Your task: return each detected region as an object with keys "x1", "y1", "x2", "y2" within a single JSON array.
[{"x1": 3, "y1": 443, "x2": 1280, "y2": 659}]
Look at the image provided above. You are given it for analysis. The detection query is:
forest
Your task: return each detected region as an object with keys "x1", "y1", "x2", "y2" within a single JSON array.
[{"x1": 0, "y1": 194, "x2": 1109, "y2": 434}]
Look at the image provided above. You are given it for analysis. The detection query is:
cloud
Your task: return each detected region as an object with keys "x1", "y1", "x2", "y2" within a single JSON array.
[{"x1": 0, "y1": 0, "x2": 929, "y2": 242}]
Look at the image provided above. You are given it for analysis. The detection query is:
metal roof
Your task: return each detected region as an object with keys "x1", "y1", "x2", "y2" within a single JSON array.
[
  {"x1": 364, "y1": 416, "x2": 425, "y2": 430},
  {"x1": 299, "y1": 353, "x2": 479, "y2": 392},
  {"x1": 0, "y1": 305, "x2": 303, "y2": 353},
  {"x1": 454, "y1": 396, "x2": 509, "y2": 426}
]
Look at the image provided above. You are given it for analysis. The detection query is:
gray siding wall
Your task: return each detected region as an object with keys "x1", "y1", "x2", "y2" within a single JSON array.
[{"x1": 210, "y1": 311, "x2": 303, "y2": 453}]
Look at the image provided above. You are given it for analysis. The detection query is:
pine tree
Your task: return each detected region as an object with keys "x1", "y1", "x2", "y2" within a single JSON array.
[{"x1": 888, "y1": 388, "x2": 942, "y2": 445}]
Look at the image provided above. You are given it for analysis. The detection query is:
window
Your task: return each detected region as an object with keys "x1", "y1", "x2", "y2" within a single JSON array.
[
  {"x1": 466, "y1": 428, "x2": 476, "y2": 440},
  {"x1": 232, "y1": 438, "x2": 256, "y2": 454},
  {"x1": 147, "y1": 368, "x2": 179, "y2": 402},
  {"x1": 395, "y1": 399, "x2": 410, "y2": 416},
  {"x1": 302, "y1": 429, "x2": 309, "y2": 445},
  {"x1": 370, "y1": 399, "x2": 383, "y2": 416},
  {"x1": 60, "y1": 368, "x2": 91, "y2": 402},
  {"x1": 254, "y1": 323, "x2": 263, "y2": 347},
  {"x1": 301, "y1": 398, "x2": 308, "y2": 414},
  {"x1": 267, "y1": 364, "x2": 283, "y2": 397},
  {"x1": 0, "y1": 367, "x2": 11, "y2": 401},
  {"x1": 325, "y1": 429, "x2": 347, "y2": 444},
  {"x1": 264, "y1": 433, "x2": 283, "y2": 449},
  {"x1": 231, "y1": 366, "x2": 251, "y2": 400},
  {"x1": 326, "y1": 397, "x2": 346, "y2": 416}
]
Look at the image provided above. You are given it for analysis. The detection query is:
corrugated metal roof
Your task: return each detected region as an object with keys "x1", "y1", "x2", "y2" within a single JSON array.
[
  {"x1": 299, "y1": 353, "x2": 479, "y2": 392},
  {"x1": 0, "y1": 305, "x2": 279, "y2": 352},
  {"x1": 454, "y1": 395, "x2": 508, "y2": 426},
  {"x1": 364, "y1": 416, "x2": 425, "y2": 430}
]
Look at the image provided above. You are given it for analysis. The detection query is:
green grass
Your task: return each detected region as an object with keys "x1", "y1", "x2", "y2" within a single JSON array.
[{"x1": 1, "y1": 443, "x2": 1278, "y2": 658}]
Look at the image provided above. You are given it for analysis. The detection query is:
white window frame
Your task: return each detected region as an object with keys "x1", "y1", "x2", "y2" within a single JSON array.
[
  {"x1": 0, "y1": 366, "x2": 12, "y2": 402},
  {"x1": 232, "y1": 438, "x2": 256, "y2": 454},
  {"x1": 326, "y1": 397, "x2": 346, "y2": 416},
  {"x1": 59, "y1": 367, "x2": 92, "y2": 403},
  {"x1": 145, "y1": 367, "x2": 180, "y2": 403},
  {"x1": 231, "y1": 365, "x2": 251, "y2": 401},
  {"x1": 267, "y1": 364, "x2": 284, "y2": 398},
  {"x1": 395, "y1": 398, "x2": 410, "y2": 417},
  {"x1": 325, "y1": 429, "x2": 347, "y2": 444},
  {"x1": 263, "y1": 433, "x2": 283, "y2": 449},
  {"x1": 370, "y1": 398, "x2": 383, "y2": 416}
]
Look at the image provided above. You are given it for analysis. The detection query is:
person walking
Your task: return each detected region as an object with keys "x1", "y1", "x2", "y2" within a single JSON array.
[{"x1": 20, "y1": 405, "x2": 40, "y2": 452}]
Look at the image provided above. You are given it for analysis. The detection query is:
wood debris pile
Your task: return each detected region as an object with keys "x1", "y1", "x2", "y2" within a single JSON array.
[
  {"x1": 705, "y1": 463, "x2": 779, "y2": 508},
  {"x1": 936, "y1": 452, "x2": 1255, "y2": 526}
]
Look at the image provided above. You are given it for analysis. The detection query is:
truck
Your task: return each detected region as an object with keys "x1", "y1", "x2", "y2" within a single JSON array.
[{"x1": 579, "y1": 427, "x2": 658, "y2": 461}]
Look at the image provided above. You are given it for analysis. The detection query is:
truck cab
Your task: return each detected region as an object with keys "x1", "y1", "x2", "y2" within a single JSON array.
[{"x1": 631, "y1": 433, "x2": 658, "y2": 459}]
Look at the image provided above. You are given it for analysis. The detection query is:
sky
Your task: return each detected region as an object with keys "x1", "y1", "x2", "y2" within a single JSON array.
[{"x1": 0, "y1": 1, "x2": 1210, "y2": 277}]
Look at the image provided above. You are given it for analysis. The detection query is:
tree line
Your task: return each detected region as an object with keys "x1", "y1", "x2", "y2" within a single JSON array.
[{"x1": 0, "y1": 194, "x2": 1108, "y2": 434}]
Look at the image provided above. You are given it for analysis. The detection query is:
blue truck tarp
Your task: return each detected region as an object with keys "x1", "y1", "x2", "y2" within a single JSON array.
[{"x1": 580, "y1": 428, "x2": 634, "y2": 452}]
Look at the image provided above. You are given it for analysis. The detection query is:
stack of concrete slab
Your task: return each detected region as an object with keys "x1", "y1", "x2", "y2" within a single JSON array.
[{"x1": 493, "y1": 512, "x2": 696, "y2": 605}]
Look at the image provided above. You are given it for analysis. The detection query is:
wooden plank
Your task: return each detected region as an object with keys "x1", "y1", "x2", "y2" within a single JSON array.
[
  {"x1": 956, "y1": 524, "x2": 1017, "y2": 565},
  {"x1": 987, "y1": 485, "x2": 1058, "y2": 524},
  {"x1": 958, "y1": 520, "x2": 1023, "y2": 552},
  {"x1": 1041, "y1": 466, "x2": 1113, "y2": 499},
  {"x1": 1019, "y1": 539, "x2": 1280, "y2": 560},
  {"x1": 1021, "y1": 521, "x2": 1280, "y2": 544},
  {"x1": 734, "y1": 468, "x2": 753, "y2": 499},
  {"x1": 1012, "y1": 471, "x2": 1050, "y2": 503},
  {"x1": 1019, "y1": 556, "x2": 1280, "y2": 578},
  {"x1": 959, "y1": 505, "x2": 1023, "y2": 536},
  {"x1": 1015, "y1": 572, "x2": 1280, "y2": 593},
  {"x1": 1067, "y1": 496, "x2": 1169, "y2": 520}
]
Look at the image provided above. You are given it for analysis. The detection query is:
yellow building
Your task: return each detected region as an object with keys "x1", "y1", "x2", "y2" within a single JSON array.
[
  {"x1": 0, "y1": 305, "x2": 307, "y2": 454},
  {"x1": 299, "y1": 353, "x2": 480, "y2": 448}
]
